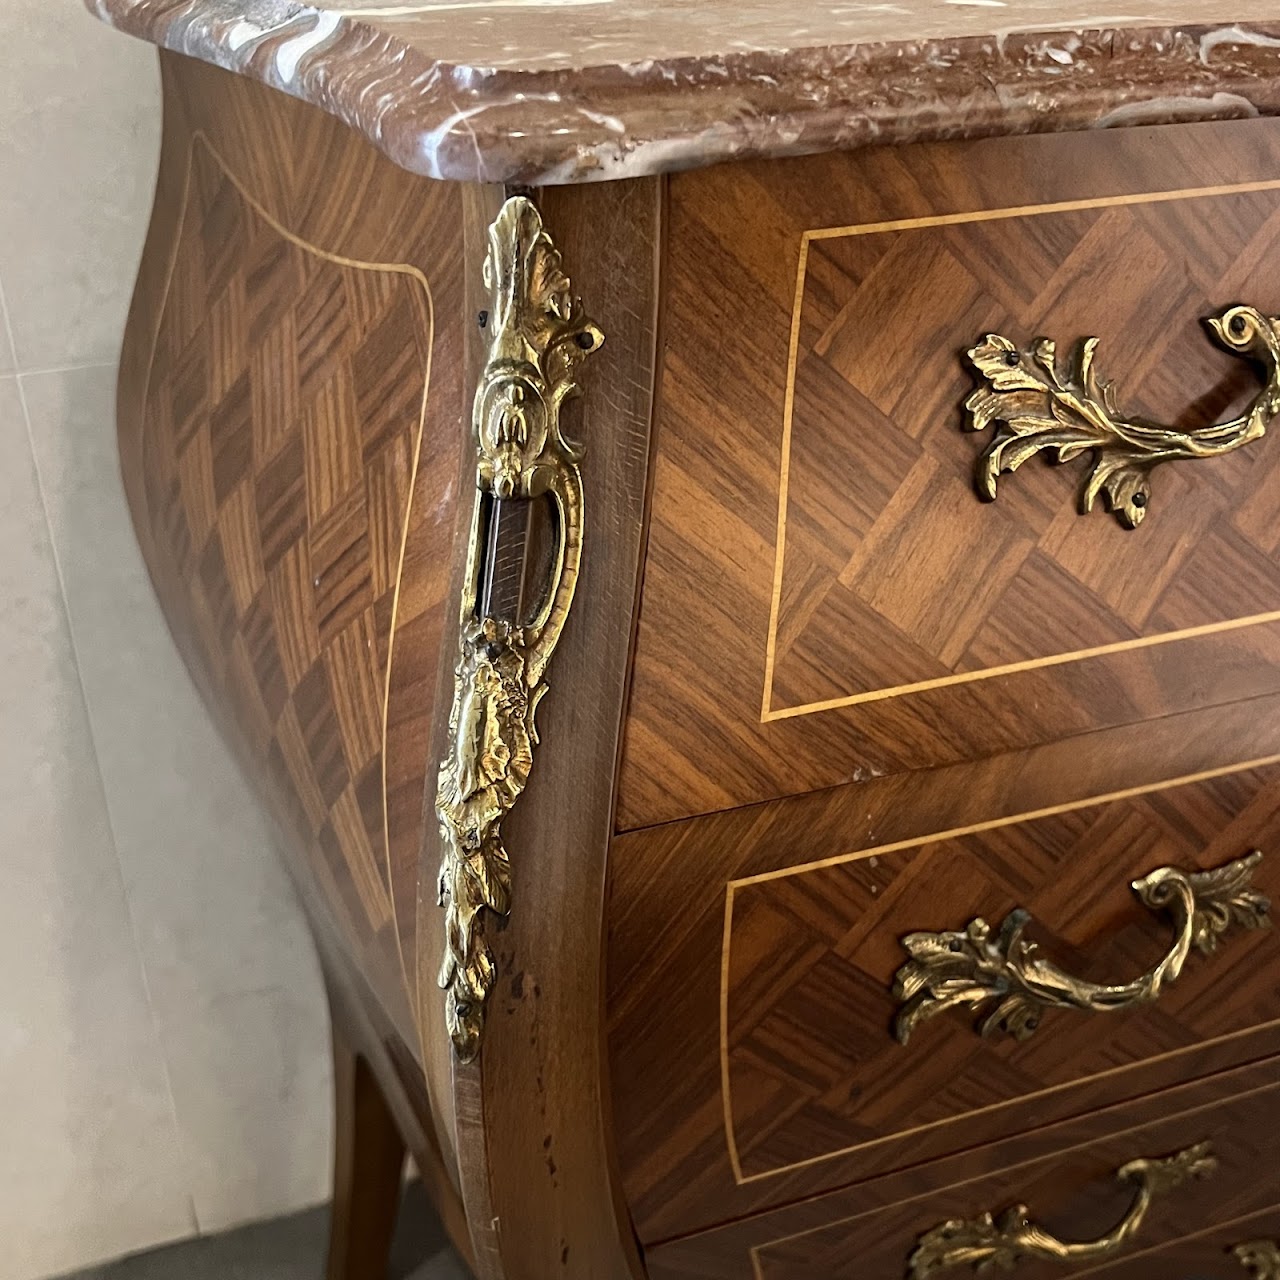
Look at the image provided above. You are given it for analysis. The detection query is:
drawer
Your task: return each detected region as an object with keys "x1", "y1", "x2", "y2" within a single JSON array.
[
  {"x1": 644, "y1": 1059, "x2": 1280, "y2": 1280},
  {"x1": 620, "y1": 115, "x2": 1280, "y2": 829},
  {"x1": 607, "y1": 701, "x2": 1280, "y2": 1240}
]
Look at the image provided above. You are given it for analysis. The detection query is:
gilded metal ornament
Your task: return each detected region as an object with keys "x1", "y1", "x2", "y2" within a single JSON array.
[
  {"x1": 1235, "y1": 1240, "x2": 1280, "y2": 1278},
  {"x1": 435, "y1": 196, "x2": 603, "y2": 1062},
  {"x1": 909, "y1": 1142, "x2": 1217, "y2": 1277},
  {"x1": 893, "y1": 851, "x2": 1269, "y2": 1045},
  {"x1": 963, "y1": 305, "x2": 1280, "y2": 527}
]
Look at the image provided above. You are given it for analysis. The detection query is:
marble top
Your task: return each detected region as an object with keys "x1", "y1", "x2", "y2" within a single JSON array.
[{"x1": 88, "y1": 0, "x2": 1280, "y2": 183}]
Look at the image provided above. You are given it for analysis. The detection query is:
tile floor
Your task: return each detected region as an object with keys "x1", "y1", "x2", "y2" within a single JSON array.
[{"x1": 54, "y1": 1183, "x2": 468, "y2": 1280}]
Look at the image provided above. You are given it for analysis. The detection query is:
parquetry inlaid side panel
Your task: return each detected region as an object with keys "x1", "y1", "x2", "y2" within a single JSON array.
[
  {"x1": 617, "y1": 118, "x2": 1280, "y2": 829},
  {"x1": 136, "y1": 132, "x2": 455, "y2": 1035}
]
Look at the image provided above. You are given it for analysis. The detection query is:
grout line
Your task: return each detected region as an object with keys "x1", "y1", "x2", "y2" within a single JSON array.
[
  {"x1": 18, "y1": 358, "x2": 121, "y2": 379},
  {"x1": 0, "y1": 274, "x2": 120, "y2": 379},
  {"x1": 13, "y1": 360, "x2": 203, "y2": 1235},
  {"x1": 0, "y1": 277, "x2": 21, "y2": 374}
]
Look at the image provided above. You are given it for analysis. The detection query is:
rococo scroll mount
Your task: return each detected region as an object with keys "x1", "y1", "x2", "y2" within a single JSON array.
[
  {"x1": 910, "y1": 1142, "x2": 1217, "y2": 1277},
  {"x1": 435, "y1": 196, "x2": 603, "y2": 1062},
  {"x1": 893, "y1": 850, "x2": 1270, "y2": 1045},
  {"x1": 1236, "y1": 1240, "x2": 1280, "y2": 1278},
  {"x1": 963, "y1": 305, "x2": 1280, "y2": 527}
]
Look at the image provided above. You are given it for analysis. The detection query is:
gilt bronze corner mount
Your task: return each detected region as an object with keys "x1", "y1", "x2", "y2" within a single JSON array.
[{"x1": 435, "y1": 196, "x2": 603, "y2": 1062}]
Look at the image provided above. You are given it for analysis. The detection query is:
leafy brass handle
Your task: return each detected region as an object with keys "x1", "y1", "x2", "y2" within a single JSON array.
[
  {"x1": 894, "y1": 851, "x2": 1269, "y2": 1045},
  {"x1": 1235, "y1": 1240, "x2": 1280, "y2": 1277},
  {"x1": 963, "y1": 305, "x2": 1280, "y2": 527},
  {"x1": 909, "y1": 1142, "x2": 1217, "y2": 1277}
]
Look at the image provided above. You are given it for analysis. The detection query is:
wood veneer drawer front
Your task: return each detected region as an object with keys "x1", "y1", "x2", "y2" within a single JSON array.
[
  {"x1": 645, "y1": 1065, "x2": 1280, "y2": 1280},
  {"x1": 727, "y1": 764, "x2": 1280, "y2": 1179},
  {"x1": 1090, "y1": 1215, "x2": 1280, "y2": 1280},
  {"x1": 608, "y1": 705, "x2": 1280, "y2": 1240},
  {"x1": 620, "y1": 115, "x2": 1280, "y2": 829}
]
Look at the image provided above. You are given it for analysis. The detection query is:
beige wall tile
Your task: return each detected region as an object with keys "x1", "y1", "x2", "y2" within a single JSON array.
[
  {"x1": 22, "y1": 365, "x2": 333, "y2": 1238},
  {"x1": 0, "y1": 283, "x2": 17, "y2": 376},
  {"x1": 160, "y1": 985, "x2": 333, "y2": 1232},
  {"x1": 0, "y1": 4, "x2": 159, "y2": 371},
  {"x1": 0, "y1": 6, "x2": 338, "y2": 1265},
  {"x1": 0, "y1": 376, "x2": 192, "y2": 1280}
]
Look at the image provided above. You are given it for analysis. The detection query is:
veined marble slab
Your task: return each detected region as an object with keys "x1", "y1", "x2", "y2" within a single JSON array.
[{"x1": 86, "y1": 0, "x2": 1280, "y2": 184}]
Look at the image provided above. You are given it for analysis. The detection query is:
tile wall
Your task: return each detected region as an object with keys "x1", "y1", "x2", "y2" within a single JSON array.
[{"x1": 0, "y1": 6, "x2": 333, "y2": 1278}]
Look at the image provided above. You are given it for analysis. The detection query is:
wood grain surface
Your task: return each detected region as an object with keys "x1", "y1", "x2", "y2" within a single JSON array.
[
  {"x1": 425, "y1": 177, "x2": 663, "y2": 1280},
  {"x1": 725, "y1": 762, "x2": 1280, "y2": 1183},
  {"x1": 117, "y1": 48, "x2": 466, "y2": 1185},
  {"x1": 608, "y1": 694, "x2": 1280, "y2": 1241},
  {"x1": 123, "y1": 52, "x2": 662, "y2": 1280},
  {"x1": 643, "y1": 1057, "x2": 1280, "y2": 1279},
  {"x1": 318, "y1": 910, "x2": 476, "y2": 1273},
  {"x1": 326, "y1": 998, "x2": 409, "y2": 1280},
  {"x1": 618, "y1": 116, "x2": 1280, "y2": 830},
  {"x1": 771, "y1": 185, "x2": 1280, "y2": 714},
  {"x1": 117, "y1": 56, "x2": 1280, "y2": 1280}
]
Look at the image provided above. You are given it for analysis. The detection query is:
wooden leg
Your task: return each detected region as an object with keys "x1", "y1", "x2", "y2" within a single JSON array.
[{"x1": 327, "y1": 1010, "x2": 408, "y2": 1280}]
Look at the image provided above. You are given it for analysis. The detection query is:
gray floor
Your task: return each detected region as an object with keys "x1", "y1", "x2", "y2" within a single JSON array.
[{"x1": 55, "y1": 1184, "x2": 469, "y2": 1280}]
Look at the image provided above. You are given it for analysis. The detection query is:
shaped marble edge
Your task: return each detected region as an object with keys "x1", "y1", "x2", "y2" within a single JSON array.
[{"x1": 82, "y1": 2, "x2": 1280, "y2": 185}]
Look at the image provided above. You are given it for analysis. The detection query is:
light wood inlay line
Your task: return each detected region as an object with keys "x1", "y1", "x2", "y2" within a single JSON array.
[
  {"x1": 719, "y1": 752, "x2": 1280, "y2": 1185},
  {"x1": 140, "y1": 130, "x2": 436, "y2": 1013},
  {"x1": 760, "y1": 176, "x2": 1280, "y2": 723},
  {"x1": 746, "y1": 1079, "x2": 1280, "y2": 1276}
]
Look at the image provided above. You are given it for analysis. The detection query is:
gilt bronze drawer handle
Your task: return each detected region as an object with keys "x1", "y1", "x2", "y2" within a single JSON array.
[
  {"x1": 893, "y1": 851, "x2": 1269, "y2": 1045},
  {"x1": 910, "y1": 1142, "x2": 1217, "y2": 1277},
  {"x1": 434, "y1": 196, "x2": 603, "y2": 1062},
  {"x1": 1235, "y1": 1240, "x2": 1280, "y2": 1277},
  {"x1": 962, "y1": 305, "x2": 1280, "y2": 527}
]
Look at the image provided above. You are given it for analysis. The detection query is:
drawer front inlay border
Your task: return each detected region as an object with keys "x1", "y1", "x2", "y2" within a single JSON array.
[
  {"x1": 746, "y1": 1081, "x2": 1280, "y2": 1280},
  {"x1": 720, "y1": 752, "x2": 1280, "y2": 1186},
  {"x1": 762, "y1": 177, "x2": 1280, "y2": 724}
]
